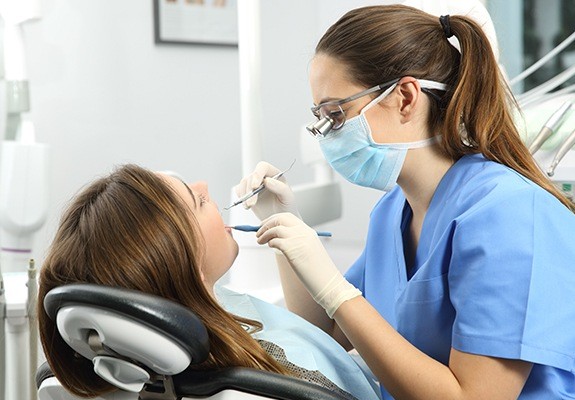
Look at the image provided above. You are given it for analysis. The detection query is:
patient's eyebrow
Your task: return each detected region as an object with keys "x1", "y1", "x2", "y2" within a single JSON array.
[{"x1": 179, "y1": 179, "x2": 197, "y2": 208}]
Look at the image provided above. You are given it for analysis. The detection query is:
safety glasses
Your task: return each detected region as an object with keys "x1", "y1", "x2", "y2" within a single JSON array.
[{"x1": 307, "y1": 79, "x2": 399, "y2": 138}]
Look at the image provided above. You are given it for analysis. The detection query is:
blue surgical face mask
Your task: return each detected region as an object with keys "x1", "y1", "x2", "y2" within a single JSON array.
[{"x1": 318, "y1": 80, "x2": 446, "y2": 191}]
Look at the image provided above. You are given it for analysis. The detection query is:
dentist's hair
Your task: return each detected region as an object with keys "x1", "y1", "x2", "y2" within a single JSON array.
[
  {"x1": 38, "y1": 164, "x2": 288, "y2": 398},
  {"x1": 316, "y1": 4, "x2": 574, "y2": 212}
]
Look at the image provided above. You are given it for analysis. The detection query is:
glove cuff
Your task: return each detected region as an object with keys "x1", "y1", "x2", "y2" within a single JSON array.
[{"x1": 313, "y1": 274, "x2": 362, "y2": 318}]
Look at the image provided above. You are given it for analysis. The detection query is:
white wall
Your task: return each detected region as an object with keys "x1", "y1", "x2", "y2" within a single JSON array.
[
  {"x1": 22, "y1": 0, "x2": 379, "y2": 273},
  {"x1": 25, "y1": 0, "x2": 239, "y2": 257}
]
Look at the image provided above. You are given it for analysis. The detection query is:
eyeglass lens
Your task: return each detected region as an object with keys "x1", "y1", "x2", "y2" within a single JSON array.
[{"x1": 316, "y1": 104, "x2": 345, "y2": 130}]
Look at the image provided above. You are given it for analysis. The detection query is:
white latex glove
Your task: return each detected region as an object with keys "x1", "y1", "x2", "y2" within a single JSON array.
[
  {"x1": 234, "y1": 161, "x2": 300, "y2": 221},
  {"x1": 256, "y1": 213, "x2": 361, "y2": 318}
]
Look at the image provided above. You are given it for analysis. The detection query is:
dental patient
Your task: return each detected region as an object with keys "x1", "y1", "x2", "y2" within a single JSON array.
[{"x1": 38, "y1": 164, "x2": 380, "y2": 400}]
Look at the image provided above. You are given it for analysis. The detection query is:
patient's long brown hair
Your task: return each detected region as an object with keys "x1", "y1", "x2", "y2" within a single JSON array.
[
  {"x1": 316, "y1": 5, "x2": 574, "y2": 212},
  {"x1": 38, "y1": 164, "x2": 288, "y2": 398}
]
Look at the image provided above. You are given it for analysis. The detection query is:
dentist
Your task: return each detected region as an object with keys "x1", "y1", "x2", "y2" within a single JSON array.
[{"x1": 235, "y1": 5, "x2": 575, "y2": 400}]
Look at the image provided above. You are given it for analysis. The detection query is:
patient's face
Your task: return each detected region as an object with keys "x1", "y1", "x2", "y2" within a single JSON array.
[{"x1": 160, "y1": 174, "x2": 239, "y2": 289}]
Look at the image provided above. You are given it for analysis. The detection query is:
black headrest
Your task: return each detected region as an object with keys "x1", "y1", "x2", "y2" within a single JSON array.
[{"x1": 44, "y1": 283, "x2": 210, "y2": 364}]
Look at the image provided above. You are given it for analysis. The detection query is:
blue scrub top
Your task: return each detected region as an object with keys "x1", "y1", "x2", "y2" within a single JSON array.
[{"x1": 345, "y1": 154, "x2": 575, "y2": 399}]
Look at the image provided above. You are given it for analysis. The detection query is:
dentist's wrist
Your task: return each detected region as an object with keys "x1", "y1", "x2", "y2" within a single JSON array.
[{"x1": 313, "y1": 273, "x2": 362, "y2": 318}]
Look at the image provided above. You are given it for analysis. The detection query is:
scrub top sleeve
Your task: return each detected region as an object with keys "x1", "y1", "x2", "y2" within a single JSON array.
[
  {"x1": 345, "y1": 249, "x2": 366, "y2": 294},
  {"x1": 449, "y1": 189, "x2": 575, "y2": 372}
]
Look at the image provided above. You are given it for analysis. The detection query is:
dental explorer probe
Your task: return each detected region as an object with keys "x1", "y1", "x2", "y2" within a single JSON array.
[
  {"x1": 230, "y1": 224, "x2": 332, "y2": 237},
  {"x1": 224, "y1": 159, "x2": 296, "y2": 210},
  {"x1": 528, "y1": 101, "x2": 572, "y2": 155},
  {"x1": 547, "y1": 127, "x2": 575, "y2": 177}
]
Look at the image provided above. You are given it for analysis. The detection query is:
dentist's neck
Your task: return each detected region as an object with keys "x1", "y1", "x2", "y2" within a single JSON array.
[{"x1": 399, "y1": 144, "x2": 454, "y2": 218}]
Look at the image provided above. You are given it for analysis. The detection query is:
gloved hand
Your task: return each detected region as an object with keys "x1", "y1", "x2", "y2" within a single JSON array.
[
  {"x1": 234, "y1": 161, "x2": 300, "y2": 221},
  {"x1": 256, "y1": 213, "x2": 361, "y2": 318}
]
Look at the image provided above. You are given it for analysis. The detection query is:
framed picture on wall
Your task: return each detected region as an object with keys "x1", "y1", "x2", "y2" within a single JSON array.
[{"x1": 153, "y1": 0, "x2": 238, "y2": 46}]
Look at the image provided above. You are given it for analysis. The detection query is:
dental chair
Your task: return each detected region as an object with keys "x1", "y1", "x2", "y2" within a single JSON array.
[{"x1": 36, "y1": 284, "x2": 353, "y2": 400}]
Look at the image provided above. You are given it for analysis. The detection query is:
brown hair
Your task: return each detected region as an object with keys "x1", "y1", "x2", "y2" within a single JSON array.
[
  {"x1": 38, "y1": 164, "x2": 288, "y2": 398},
  {"x1": 316, "y1": 5, "x2": 574, "y2": 212}
]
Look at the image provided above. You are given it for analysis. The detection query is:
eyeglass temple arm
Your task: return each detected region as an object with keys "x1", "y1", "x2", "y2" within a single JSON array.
[{"x1": 312, "y1": 78, "x2": 400, "y2": 111}]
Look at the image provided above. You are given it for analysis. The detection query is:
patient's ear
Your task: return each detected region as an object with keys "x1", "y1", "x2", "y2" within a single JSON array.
[
  {"x1": 198, "y1": 269, "x2": 217, "y2": 298},
  {"x1": 199, "y1": 269, "x2": 207, "y2": 284}
]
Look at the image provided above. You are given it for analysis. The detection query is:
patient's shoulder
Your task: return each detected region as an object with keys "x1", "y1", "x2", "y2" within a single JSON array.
[{"x1": 215, "y1": 286, "x2": 381, "y2": 400}]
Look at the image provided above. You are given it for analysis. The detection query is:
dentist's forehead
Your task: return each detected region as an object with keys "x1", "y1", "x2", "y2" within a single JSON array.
[{"x1": 310, "y1": 54, "x2": 364, "y2": 104}]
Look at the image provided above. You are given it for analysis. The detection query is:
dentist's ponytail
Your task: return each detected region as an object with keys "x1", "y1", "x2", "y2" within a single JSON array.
[
  {"x1": 442, "y1": 15, "x2": 574, "y2": 211},
  {"x1": 440, "y1": 14, "x2": 512, "y2": 158},
  {"x1": 316, "y1": 4, "x2": 574, "y2": 212}
]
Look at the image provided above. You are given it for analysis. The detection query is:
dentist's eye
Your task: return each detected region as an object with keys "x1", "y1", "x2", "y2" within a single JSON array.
[{"x1": 320, "y1": 105, "x2": 345, "y2": 129}]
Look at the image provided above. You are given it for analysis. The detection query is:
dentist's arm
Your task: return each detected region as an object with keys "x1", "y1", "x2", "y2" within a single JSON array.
[
  {"x1": 335, "y1": 297, "x2": 531, "y2": 400},
  {"x1": 236, "y1": 162, "x2": 352, "y2": 342},
  {"x1": 275, "y1": 252, "x2": 353, "y2": 350},
  {"x1": 257, "y1": 213, "x2": 532, "y2": 400}
]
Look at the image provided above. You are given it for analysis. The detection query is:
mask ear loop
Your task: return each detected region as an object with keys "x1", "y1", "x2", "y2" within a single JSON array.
[
  {"x1": 418, "y1": 80, "x2": 448, "y2": 91},
  {"x1": 360, "y1": 79, "x2": 448, "y2": 115},
  {"x1": 360, "y1": 83, "x2": 398, "y2": 114},
  {"x1": 358, "y1": 79, "x2": 448, "y2": 124},
  {"x1": 363, "y1": 79, "x2": 448, "y2": 147},
  {"x1": 379, "y1": 135, "x2": 442, "y2": 150}
]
